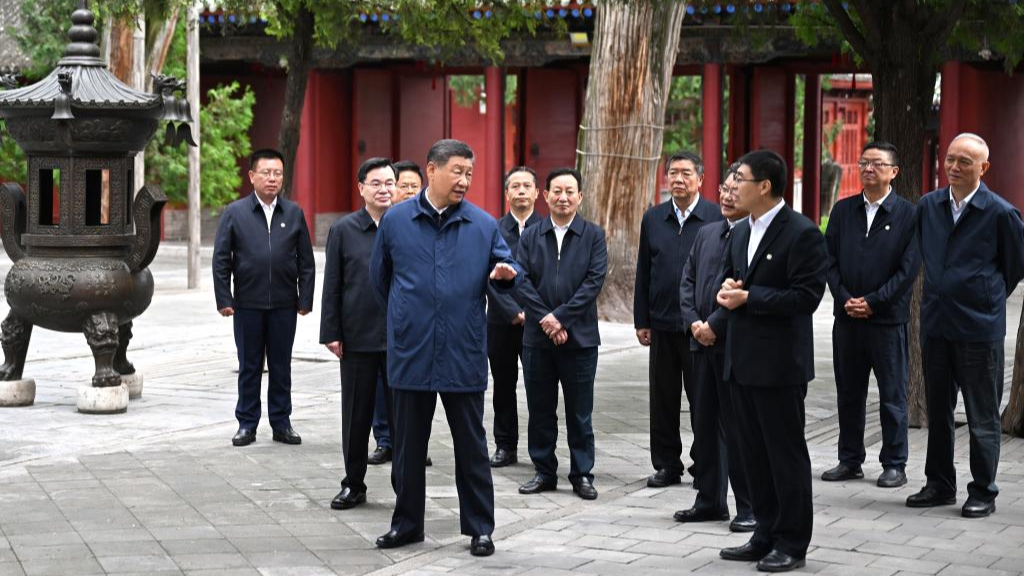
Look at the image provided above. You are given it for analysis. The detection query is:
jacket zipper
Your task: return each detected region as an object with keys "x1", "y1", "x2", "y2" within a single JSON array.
[{"x1": 267, "y1": 213, "x2": 273, "y2": 308}]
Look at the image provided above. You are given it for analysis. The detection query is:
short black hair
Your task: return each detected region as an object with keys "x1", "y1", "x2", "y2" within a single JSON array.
[
  {"x1": 393, "y1": 160, "x2": 423, "y2": 180},
  {"x1": 504, "y1": 166, "x2": 538, "y2": 190},
  {"x1": 545, "y1": 167, "x2": 582, "y2": 191},
  {"x1": 665, "y1": 151, "x2": 704, "y2": 176},
  {"x1": 862, "y1": 141, "x2": 900, "y2": 166},
  {"x1": 725, "y1": 161, "x2": 742, "y2": 179},
  {"x1": 737, "y1": 149, "x2": 787, "y2": 199},
  {"x1": 249, "y1": 148, "x2": 284, "y2": 171},
  {"x1": 357, "y1": 157, "x2": 396, "y2": 183},
  {"x1": 427, "y1": 139, "x2": 474, "y2": 166}
]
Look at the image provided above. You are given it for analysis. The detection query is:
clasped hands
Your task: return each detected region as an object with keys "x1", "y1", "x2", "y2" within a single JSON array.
[
  {"x1": 844, "y1": 297, "x2": 873, "y2": 319},
  {"x1": 716, "y1": 278, "x2": 748, "y2": 310},
  {"x1": 691, "y1": 320, "x2": 716, "y2": 347},
  {"x1": 540, "y1": 313, "x2": 568, "y2": 346}
]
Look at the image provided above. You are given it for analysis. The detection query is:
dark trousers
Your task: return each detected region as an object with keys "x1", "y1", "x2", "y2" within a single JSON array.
[
  {"x1": 487, "y1": 323, "x2": 525, "y2": 451},
  {"x1": 522, "y1": 346, "x2": 598, "y2": 484},
  {"x1": 923, "y1": 337, "x2": 1004, "y2": 502},
  {"x1": 233, "y1": 307, "x2": 297, "y2": 430},
  {"x1": 340, "y1": 352, "x2": 394, "y2": 493},
  {"x1": 649, "y1": 329, "x2": 695, "y2": 475},
  {"x1": 371, "y1": 376, "x2": 391, "y2": 449},
  {"x1": 690, "y1": 350, "x2": 753, "y2": 519},
  {"x1": 733, "y1": 382, "x2": 813, "y2": 559},
  {"x1": 390, "y1": 389, "x2": 494, "y2": 537},
  {"x1": 833, "y1": 322, "x2": 910, "y2": 469}
]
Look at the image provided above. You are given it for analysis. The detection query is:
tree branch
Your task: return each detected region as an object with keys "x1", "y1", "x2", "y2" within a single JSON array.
[
  {"x1": 847, "y1": 0, "x2": 882, "y2": 48},
  {"x1": 924, "y1": 0, "x2": 968, "y2": 40},
  {"x1": 821, "y1": 0, "x2": 876, "y2": 65}
]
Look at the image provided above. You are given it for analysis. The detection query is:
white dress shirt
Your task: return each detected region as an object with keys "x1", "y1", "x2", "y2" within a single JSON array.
[
  {"x1": 513, "y1": 212, "x2": 532, "y2": 235},
  {"x1": 950, "y1": 184, "x2": 980, "y2": 224},
  {"x1": 863, "y1": 187, "x2": 892, "y2": 237},
  {"x1": 747, "y1": 200, "x2": 785, "y2": 265},
  {"x1": 552, "y1": 215, "x2": 574, "y2": 257},
  {"x1": 673, "y1": 194, "x2": 700, "y2": 228},
  {"x1": 258, "y1": 195, "x2": 277, "y2": 230}
]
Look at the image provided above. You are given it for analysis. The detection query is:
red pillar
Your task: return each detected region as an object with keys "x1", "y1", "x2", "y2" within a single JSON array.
[
  {"x1": 701, "y1": 63, "x2": 722, "y2": 201},
  {"x1": 802, "y1": 74, "x2": 822, "y2": 222},
  {"x1": 937, "y1": 61, "x2": 961, "y2": 191},
  {"x1": 484, "y1": 67, "x2": 504, "y2": 217},
  {"x1": 294, "y1": 71, "x2": 318, "y2": 237}
]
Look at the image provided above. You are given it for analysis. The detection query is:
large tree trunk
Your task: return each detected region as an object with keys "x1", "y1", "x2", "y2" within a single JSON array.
[
  {"x1": 1004, "y1": 306, "x2": 1024, "y2": 436},
  {"x1": 146, "y1": 7, "x2": 181, "y2": 92},
  {"x1": 108, "y1": 18, "x2": 134, "y2": 83},
  {"x1": 577, "y1": 1, "x2": 688, "y2": 321},
  {"x1": 277, "y1": 3, "x2": 315, "y2": 198}
]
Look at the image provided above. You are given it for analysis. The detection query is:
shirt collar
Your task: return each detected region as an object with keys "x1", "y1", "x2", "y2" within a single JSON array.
[
  {"x1": 862, "y1": 186, "x2": 892, "y2": 208},
  {"x1": 950, "y1": 184, "x2": 981, "y2": 210},
  {"x1": 673, "y1": 195, "x2": 700, "y2": 221},
  {"x1": 751, "y1": 199, "x2": 785, "y2": 229},
  {"x1": 551, "y1": 214, "x2": 575, "y2": 232}
]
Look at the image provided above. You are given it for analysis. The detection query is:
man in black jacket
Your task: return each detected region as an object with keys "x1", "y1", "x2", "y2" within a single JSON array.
[
  {"x1": 486, "y1": 166, "x2": 541, "y2": 468},
  {"x1": 676, "y1": 167, "x2": 756, "y2": 533},
  {"x1": 716, "y1": 150, "x2": 827, "y2": 572},
  {"x1": 634, "y1": 152, "x2": 722, "y2": 488},
  {"x1": 822, "y1": 142, "x2": 920, "y2": 489},
  {"x1": 514, "y1": 168, "x2": 608, "y2": 500},
  {"x1": 320, "y1": 157, "x2": 397, "y2": 510},
  {"x1": 213, "y1": 149, "x2": 315, "y2": 447}
]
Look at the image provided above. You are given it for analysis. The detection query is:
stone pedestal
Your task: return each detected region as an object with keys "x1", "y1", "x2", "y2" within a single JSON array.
[
  {"x1": 0, "y1": 379, "x2": 35, "y2": 407},
  {"x1": 77, "y1": 383, "x2": 128, "y2": 414},
  {"x1": 122, "y1": 373, "x2": 143, "y2": 399}
]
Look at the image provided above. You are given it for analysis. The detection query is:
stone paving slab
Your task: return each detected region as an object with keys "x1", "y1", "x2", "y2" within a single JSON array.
[{"x1": 0, "y1": 245, "x2": 1022, "y2": 575}]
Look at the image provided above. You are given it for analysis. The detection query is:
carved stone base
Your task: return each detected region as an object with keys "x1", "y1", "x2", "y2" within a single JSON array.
[
  {"x1": 77, "y1": 383, "x2": 128, "y2": 414},
  {"x1": 122, "y1": 373, "x2": 143, "y2": 399},
  {"x1": 0, "y1": 379, "x2": 35, "y2": 407}
]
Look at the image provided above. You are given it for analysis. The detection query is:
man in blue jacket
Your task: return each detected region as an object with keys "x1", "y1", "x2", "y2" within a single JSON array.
[
  {"x1": 370, "y1": 139, "x2": 521, "y2": 557},
  {"x1": 676, "y1": 167, "x2": 756, "y2": 532},
  {"x1": 907, "y1": 133, "x2": 1024, "y2": 518},
  {"x1": 320, "y1": 157, "x2": 396, "y2": 511},
  {"x1": 634, "y1": 152, "x2": 722, "y2": 488},
  {"x1": 486, "y1": 166, "x2": 541, "y2": 468},
  {"x1": 822, "y1": 142, "x2": 920, "y2": 489},
  {"x1": 514, "y1": 168, "x2": 608, "y2": 500},
  {"x1": 213, "y1": 149, "x2": 315, "y2": 447}
]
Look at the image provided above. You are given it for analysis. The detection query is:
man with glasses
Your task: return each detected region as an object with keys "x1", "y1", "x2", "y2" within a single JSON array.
[
  {"x1": 908, "y1": 133, "x2": 1024, "y2": 518},
  {"x1": 716, "y1": 150, "x2": 827, "y2": 572},
  {"x1": 487, "y1": 166, "x2": 541, "y2": 468},
  {"x1": 676, "y1": 166, "x2": 756, "y2": 532},
  {"x1": 634, "y1": 152, "x2": 722, "y2": 489},
  {"x1": 821, "y1": 142, "x2": 920, "y2": 489},
  {"x1": 321, "y1": 157, "x2": 397, "y2": 510},
  {"x1": 213, "y1": 149, "x2": 315, "y2": 447}
]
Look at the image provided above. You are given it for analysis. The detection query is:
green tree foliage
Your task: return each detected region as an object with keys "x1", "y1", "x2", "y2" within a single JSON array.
[
  {"x1": 144, "y1": 16, "x2": 256, "y2": 208},
  {"x1": 661, "y1": 76, "x2": 702, "y2": 158},
  {"x1": 13, "y1": 0, "x2": 79, "y2": 80},
  {"x1": 0, "y1": 122, "x2": 27, "y2": 185}
]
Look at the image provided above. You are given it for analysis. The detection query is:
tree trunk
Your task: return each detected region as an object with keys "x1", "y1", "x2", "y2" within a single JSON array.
[
  {"x1": 577, "y1": 0, "x2": 688, "y2": 321},
  {"x1": 108, "y1": 18, "x2": 134, "y2": 83},
  {"x1": 1003, "y1": 306, "x2": 1024, "y2": 436},
  {"x1": 276, "y1": 4, "x2": 315, "y2": 198},
  {"x1": 146, "y1": 7, "x2": 181, "y2": 92}
]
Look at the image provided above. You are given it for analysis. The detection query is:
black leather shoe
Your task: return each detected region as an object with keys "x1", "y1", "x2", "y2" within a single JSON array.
[
  {"x1": 232, "y1": 428, "x2": 256, "y2": 446},
  {"x1": 720, "y1": 541, "x2": 771, "y2": 562},
  {"x1": 571, "y1": 477, "x2": 598, "y2": 500},
  {"x1": 375, "y1": 529, "x2": 425, "y2": 549},
  {"x1": 519, "y1": 475, "x2": 557, "y2": 495},
  {"x1": 470, "y1": 534, "x2": 495, "y2": 556},
  {"x1": 877, "y1": 467, "x2": 908, "y2": 488},
  {"x1": 425, "y1": 455, "x2": 433, "y2": 467},
  {"x1": 756, "y1": 549, "x2": 806, "y2": 572},
  {"x1": 961, "y1": 497, "x2": 996, "y2": 518},
  {"x1": 647, "y1": 468, "x2": 682, "y2": 488},
  {"x1": 368, "y1": 446, "x2": 392, "y2": 465},
  {"x1": 330, "y1": 487, "x2": 366, "y2": 510},
  {"x1": 821, "y1": 463, "x2": 863, "y2": 481},
  {"x1": 272, "y1": 427, "x2": 302, "y2": 445},
  {"x1": 729, "y1": 516, "x2": 758, "y2": 533},
  {"x1": 673, "y1": 507, "x2": 730, "y2": 523},
  {"x1": 490, "y1": 447, "x2": 517, "y2": 468},
  {"x1": 906, "y1": 486, "x2": 956, "y2": 508}
]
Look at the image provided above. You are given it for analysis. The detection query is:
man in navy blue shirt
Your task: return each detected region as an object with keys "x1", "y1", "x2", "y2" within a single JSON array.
[
  {"x1": 213, "y1": 149, "x2": 315, "y2": 447},
  {"x1": 514, "y1": 168, "x2": 608, "y2": 500},
  {"x1": 634, "y1": 152, "x2": 722, "y2": 488},
  {"x1": 822, "y1": 142, "x2": 920, "y2": 489},
  {"x1": 907, "y1": 133, "x2": 1024, "y2": 518}
]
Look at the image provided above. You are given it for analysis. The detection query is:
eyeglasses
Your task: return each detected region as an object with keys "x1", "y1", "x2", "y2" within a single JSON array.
[
  {"x1": 255, "y1": 169, "x2": 284, "y2": 178},
  {"x1": 362, "y1": 180, "x2": 396, "y2": 191},
  {"x1": 396, "y1": 183, "x2": 420, "y2": 191},
  {"x1": 733, "y1": 177, "x2": 766, "y2": 185},
  {"x1": 718, "y1": 185, "x2": 739, "y2": 197},
  {"x1": 857, "y1": 160, "x2": 896, "y2": 170}
]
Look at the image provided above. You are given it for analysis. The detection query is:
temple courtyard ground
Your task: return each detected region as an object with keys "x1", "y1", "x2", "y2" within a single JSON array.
[{"x1": 0, "y1": 246, "x2": 1021, "y2": 576}]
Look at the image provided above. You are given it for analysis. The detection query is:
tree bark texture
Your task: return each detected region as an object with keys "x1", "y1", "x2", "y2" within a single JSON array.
[
  {"x1": 277, "y1": 4, "x2": 315, "y2": 199},
  {"x1": 578, "y1": 0, "x2": 688, "y2": 321},
  {"x1": 108, "y1": 18, "x2": 134, "y2": 83},
  {"x1": 146, "y1": 7, "x2": 181, "y2": 92}
]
